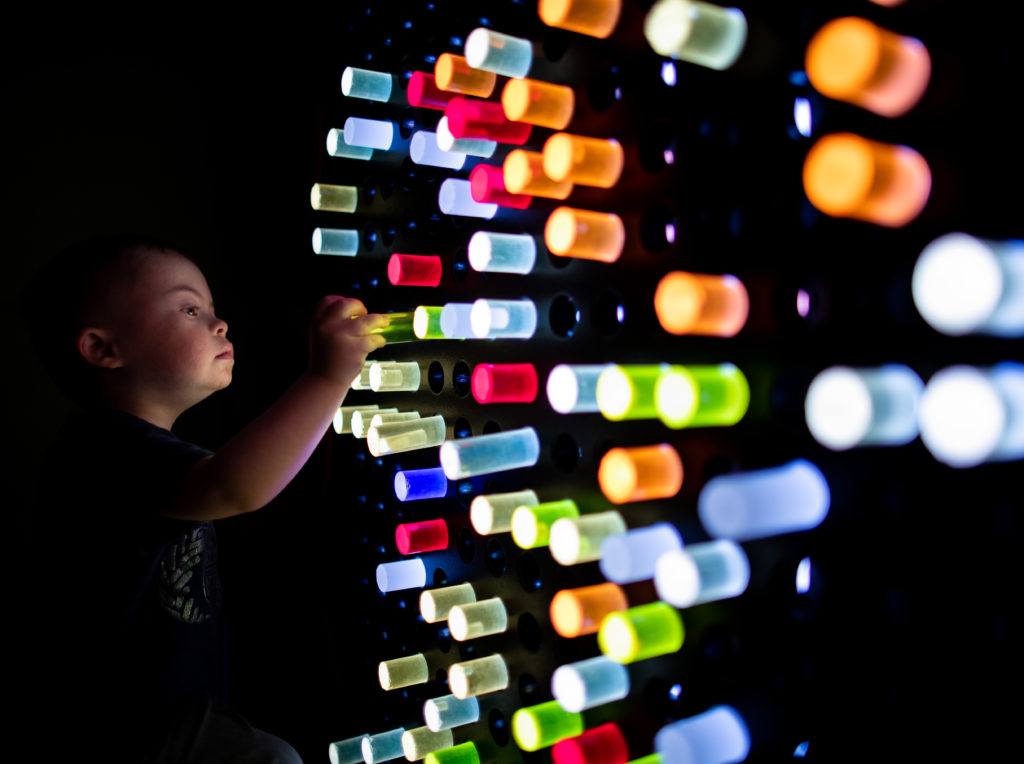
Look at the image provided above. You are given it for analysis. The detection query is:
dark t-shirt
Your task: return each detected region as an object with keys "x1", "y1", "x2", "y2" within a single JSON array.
[{"x1": 26, "y1": 405, "x2": 226, "y2": 754}]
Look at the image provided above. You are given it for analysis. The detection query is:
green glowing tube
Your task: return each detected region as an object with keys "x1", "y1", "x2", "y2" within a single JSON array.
[
  {"x1": 511, "y1": 700, "x2": 584, "y2": 752},
  {"x1": 370, "y1": 312, "x2": 417, "y2": 343},
  {"x1": 341, "y1": 66, "x2": 394, "y2": 102},
  {"x1": 655, "y1": 363, "x2": 749, "y2": 428},
  {"x1": 310, "y1": 182, "x2": 357, "y2": 213},
  {"x1": 596, "y1": 364, "x2": 670, "y2": 421},
  {"x1": 598, "y1": 601, "x2": 684, "y2": 664},
  {"x1": 511, "y1": 499, "x2": 580, "y2": 549},
  {"x1": 414, "y1": 306, "x2": 447, "y2": 339},
  {"x1": 424, "y1": 742, "x2": 480, "y2": 764}
]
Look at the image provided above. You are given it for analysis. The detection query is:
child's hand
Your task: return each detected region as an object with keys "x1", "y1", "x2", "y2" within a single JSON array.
[{"x1": 308, "y1": 296, "x2": 390, "y2": 387}]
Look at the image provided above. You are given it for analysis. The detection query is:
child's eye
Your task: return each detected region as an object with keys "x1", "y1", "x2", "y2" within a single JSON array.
[{"x1": 184, "y1": 305, "x2": 200, "y2": 317}]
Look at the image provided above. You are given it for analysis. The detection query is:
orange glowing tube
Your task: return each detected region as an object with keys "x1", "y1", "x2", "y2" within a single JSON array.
[
  {"x1": 542, "y1": 133, "x2": 624, "y2": 188},
  {"x1": 435, "y1": 53, "x2": 497, "y2": 98},
  {"x1": 654, "y1": 271, "x2": 749, "y2": 337},
  {"x1": 539, "y1": 0, "x2": 622, "y2": 39},
  {"x1": 501, "y1": 78, "x2": 575, "y2": 129},
  {"x1": 550, "y1": 582, "x2": 628, "y2": 638},
  {"x1": 544, "y1": 207, "x2": 625, "y2": 262},
  {"x1": 805, "y1": 16, "x2": 930, "y2": 118},
  {"x1": 598, "y1": 444, "x2": 683, "y2": 504},
  {"x1": 503, "y1": 150, "x2": 574, "y2": 199},
  {"x1": 802, "y1": 132, "x2": 931, "y2": 228}
]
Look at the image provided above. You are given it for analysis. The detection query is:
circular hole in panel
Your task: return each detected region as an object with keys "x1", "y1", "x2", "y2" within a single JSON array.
[
  {"x1": 488, "y1": 708, "x2": 509, "y2": 746},
  {"x1": 517, "y1": 612, "x2": 543, "y2": 652},
  {"x1": 517, "y1": 551, "x2": 542, "y2": 592},
  {"x1": 549, "y1": 294, "x2": 581, "y2": 338},
  {"x1": 484, "y1": 538, "x2": 508, "y2": 577},
  {"x1": 593, "y1": 290, "x2": 626, "y2": 336},
  {"x1": 428, "y1": 361, "x2": 445, "y2": 394},
  {"x1": 453, "y1": 361, "x2": 472, "y2": 397},
  {"x1": 457, "y1": 526, "x2": 476, "y2": 564},
  {"x1": 453, "y1": 417, "x2": 472, "y2": 439},
  {"x1": 552, "y1": 432, "x2": 582, "y2": 474}
]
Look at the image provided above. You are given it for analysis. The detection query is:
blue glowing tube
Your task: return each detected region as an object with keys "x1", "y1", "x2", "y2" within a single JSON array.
[
  {"x1": 344, "y1": 116, "x2": 396, "y2": 150},
  {"x1": 468, "y1": 232, "x2": 537, "y2": 274},
  {"x1": 440, "y1": 302, "x2": 476, "y2": 339},
  {"x1": 326, "y1": 128, "x2": 374, "y2": 160},
  {"x1": 312, "y1": 228, "x2": 359, "y2": 256},
  {"x1": 464, "y1": 28, "x2": 533, "y2": 78},
  {"x1": 362, "y1": 728, "x2": 408, "y2": 764},
  {"x1": 439, "y1": 179, "x2": 498, "y2": 218},
  {"x1": 329, "y1": 733, "x2": 368, "y2": 764},
  {"x1": 551, "y1": 655, "x2": 630, "y2": 713},
  {"x1": 546, "y1": 364, "x2": 613, "y2": 414},
  {"x1": 424, "y1": 694, "x2": 481, "y2": 731},
  {"x1": 599, "y1": 522, "x2": 684, "y2": 584},
  {"x1": 655, "y1": 705, "x2": 750, "y2": 764},
  {"x1": 698, "y1": 459, "x2": 830, "y2": 541},
  {"x1": 410, "y1": 131, "x2": 467, "y2": 170},
  {"x1": 470, "y1": 298, "x2": 537, "y2": 339},
  {"x1": 376, "y1": 558, "x2": 427, "y2": 593},
  {"x1": 341, "y1": 66, "x2": 394, "y2": 102},
  {"x1": 439, "y1": 427, "x2": 541, "y2": 479},
  {"x1": 395, "y1": 467, "x2": 449, "y2": 502},
  {"x1": 654, "y1": 540, "x2": 750, "y2": 608}
]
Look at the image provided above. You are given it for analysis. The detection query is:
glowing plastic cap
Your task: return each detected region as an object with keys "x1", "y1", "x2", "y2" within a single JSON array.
[
  {"x1": 424, "y1": 743, "x2": 480, "y2": 764},
  {"x1": 434, "y1": 53, "x2": 496, "y2": 98},
  {"x1": 377, "y1": 558, "x2": 427, "y2": 593},
  {"x1": 410, "y1": 131, "x2": 467, "y2": 170},
  {"x1": 439, "y1": 179, "x2": 498, "y2": 219},
  {"x1": 470, "y1": 489, "x2": 540, "y2": 535},
  {"x1": 470, "y1": 298, "x2": 538, "y2": 339},
  {"x1": 367, "y1": 415, "x2": 447, "y2": 457},
  {"x1": 598, "y1": 601, "x2": 684, "y2": 664},
  {"x1": 912, "y1": 233, "x2": 1024, "y2": 337},
  {"x1": 343, "y1": 117, "x2": 395, "y2": 150},
  {"x1": 539, "y1": 0, "x2": 622, "y2": 38},
  {"x1": 396, "y1": 518, "x2": 449, "y2": 555},
  {"x1": 805, "y1": 16, "x2": 930, "y2": 117},
  {"x1": 698, "y1": 459, "x2": 831, "y2": 541},
  {"x1": 311, "y1": 183, "x2": 358, "y2": 213},
  {"x1": 379, "y1": 653, "x2": 429, "y2": 690},
  {"x1": 550, "y1": 583, "x2": 628, "y2": 638},
  {"x1": 448, "y1": 654, "x2": 509, "y2": 699},
  {"x1": 389, "y1": 254, "x2": 443, "y2": 287},
  {"x1": 552, "y1": 656, "x2": 630, "y2": 713},
  {"x1": 542, "y1": 134, "x2": 624, "y2": 188},
  {"x1": 654, "y1": 271, "x2": 749, "y2": 336},
  {"x1": 468, "y1": 232, "x2": 537, "y2": 274},
  {"x1": 511, "y1": 499, "x2": 580, "y2": 549},
  {"x1": 598, "y1": 444, "x2": 684, "y2": 504},
  {"x1": 341, "y1": 66, "x2": 393, "y2": 102},
  {"x1": 655, "y1": 706, "x2": 750, "y2": 764},
  {"x1": 424, "y1": 696, "x2": 481, "y2": 733},
  {"x1": 420, "y1": 583, "x2": 476, "y2": 623},
  {"x1": 644, "y1": 0, "x2": 748, "y2": 70},
  {"x1": 413, "y1": 306, "x2": 447, "y2": 340},
  {"x1": 918, "y1": 363, "x2": 1024, "y2": 468},
  {"x1": 552, "y1": 723, "x2": 628, "y2": 764},
  {"x1": 465, "y1": 28, "x2": 533, "y2": 78},
  {"x1": 370, "y1": 361, "x2": 422, "y2": 392},
  {"x1": 502, "y1": 78, "x2": 575, "y2": 129},
  {"x1": 804, "y1": 365, "x2": 924, "y2": 450},
  {"x1": 802, "y1": 132, "x2": 931, "y2": 227},
  {"x1": 512, "y1": 701, "x2": 584, "y2": 752},
  {"x1": 547, "y1": 364, "x2": 612, "y2": 414},
  {"x1": 312, "y1": 227, "x2": 359, "y2": 256},
  {"x1": 334, "y1": 404, "x2": 380, "y2": 435},
  {"x1": 549, "y1": 511, "x2": 627, "y2": 565},
  {"x1": 449, "y1": 597, "x2": 509, "y2": 641},
  {"x1": 599, "y1": 522, "x2": 684, "y2": 583},
  {"x1": 545, "y1": 207, "x2": 625, "y2": 262},
  {"x1": 402, "y1": 727, "x2": 455, "y2": 762},
  {"x1": 654, "y1": 540, "x2": 750, "y2": 608},
  {"x1": 504, "y1": 149, "x2": 574, "y2": 199},
  {"x1": 329, "y1": 733, "x2": 369, "y2": 764},
  {"x1": 363, "y1": 728, "x2": 407, "y2": 764},
  {"x1": 472, "y1": 363, "x2": 539, "y2": 404},
  {"x1": 440, "y1": 426, "x2": 541, "y2": 479},
  {"x1": 656, "y1": 364, "x2": 750, "y2": 429}
]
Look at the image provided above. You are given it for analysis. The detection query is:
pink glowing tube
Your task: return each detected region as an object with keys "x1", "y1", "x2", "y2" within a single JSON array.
[
  {"x1": 470, "y1": 164, "x2": 533, "y2": 209},
  {"x1": 406, "y1": 71, "x2": 457, "y2": 111},
  {"x1": 445, "y1": 96, "x2": 533, "y2": 145},
  {"x1": 388, "y1": 254, "x2": 443, "y2": 287},
  {"x1": 396, "y1": 518, "x2": 449, "y2": 555},
  {"x1": 471, "y1": 363, "x2": 539, "y2": 404}
]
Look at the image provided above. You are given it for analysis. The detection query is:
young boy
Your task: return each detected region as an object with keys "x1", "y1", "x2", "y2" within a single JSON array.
[{"x1": 18, "y1": 233, "x2": 388, "y2": 762}]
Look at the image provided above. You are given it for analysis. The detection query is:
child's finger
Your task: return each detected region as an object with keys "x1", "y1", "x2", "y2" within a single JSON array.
[{"x1": 349, "y1": 313, "x2": 391, "y2": 334}]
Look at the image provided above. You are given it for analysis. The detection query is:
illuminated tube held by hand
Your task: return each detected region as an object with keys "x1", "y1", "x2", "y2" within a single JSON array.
[
  {"x1": 370, "y1": 312, "x2": 417, "y2": 343},
  {"x1": 312, "y1": 227, "x2": 359, "y2": 256},
  {"x1": 552, "y1": 655, "x2": 629, "y2": 713},
  {"x1": 502, "y1": 78, "x2": 575, "y2": 129},
  {"x1": 539, "y1": 0, "x2": 622, "y2": 38},
  {"x1": 379, "y1": 653, "x2": 429, "y2": 690},
  {"x1": 471, "y1": 363, "x2": 538, "y2": 404},
  {"x1": 542, "y1": 134, "x2": 623, "y2": 188},
  {"x1": 448, "y1": 654, "x2": 509, "y2": 699},
  {"x1": 468, "y1": 232, "x2": 537, "y2": 274},
  {"x1": 395, "y1": 466, "x2": 448, "y2": 502},
  {"x1": 326, "y1": 128, "x2": 374, "y2": 160},
  {"x1": 511, "y1": 499, "x2": 580, "y2": 549},
  {"x1": 440, "y1": 426, "x2": 541, "y2": 479},
  {"x1": 396, "y1": 518, "x2": 449, "y2": 555},
  {"x1": 310, "y1": 183, "x2": 357, "y2": 213},
  {"x1": 414, "y1": 306, "x2": 447, "y2": 340},
  {"x1": 341, "y1": 66, "x2": 393, "y2": 102},
  {"x1": 470, "y1": 298, "x2": 538, "y2": 339},
  {"x1": 437, "y1": 116, "x2": 497, "y2": 158},
  {"x1": 407, "y1": 71, "x2": 458, "y2": 111},
  {"x1": 654, "y1": 540, "x2": 750, "y2": 608},
  {"x1": 439, "y1": 179, "x2": 498, "y2": 219},
  {"x1": 376, "y1": 558, "x2": 427, "y2": 593},
  {"x1": 644, "y1": 0, "x2": 748, "y2": 71},
  {"x1": 343, "y1": 117, "x2": 395, "y2": 150},
  {"x1": 512, "y1": 700, "x2": 584, "y2": 752},
  {"x1": 434, "y1": 53, "x2": 497, "y2": 98},
  {"x1": 550, "y1": 582, "x2": 628, "y2": 638},
  {"x1": 698, "y1": 459, "x2": 831, "y2": 541},
  {"x1": 655, "y1": 706, "x2": 750, "y2": 764},
  {"x1": 370, "y1": 361, "x2": 422, "y2": 392},
  {"x1": 421, "y1": 582, "x2": 476, "y2": 623},
  {"x1": 363, "y1": 728, "x2": 407, "y2": 764},
  {"x1": 599, "y1": 522, "x2": 684, "y2": 583},
  {"x1": 470, "y1": 489, "x2": 540, "y2": 535},
  {"x1": 598, "y1": 444, "x2": 683, "y2": 504},
  {"x1": 547, "y1": 364, "x2": 612, "y2": 414},
  {"x1": 367, "y1": 414, "x2": 447, "y2": 457},
  {"x1": 410, "y1": 131, "x2": 467, "y2": 170},
  {"x1": 598, "y1": 601, "x2": 684, "y2": 664},
  {"x1": 389, "y1": 254, "x2": 443, "y2": 287},
  {"x1": 549, "y1": 511, "x2": 628, "y2": 565},
  {"x1": 449, "y1": 597, "x2": 508, "y2": 641},
  {"x1": 545, "y1": 207, "x2": 625, "y2": 262},
  {"x1": 464, "y1": 28, "x2": 534, "y2": 78},
  {"x1": 655, "y1": 364, "x2": 750, "y2": 428},
  {"x1": 654, "y1": 271, "x2": 749, "y2": 336},
  {"x1": 424, "y1": 694, "x2": 481, "y2": 732}
]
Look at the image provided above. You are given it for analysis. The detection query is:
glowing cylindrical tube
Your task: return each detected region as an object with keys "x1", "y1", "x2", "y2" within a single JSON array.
[
  {"x1": 599, "y1": 522, "x2": 684, "y2": 583},
  {"x1": 440, "y1": 303, "x2": 475, "y2": 339},
  {"x1": 403, "y1": 727, "x2": 455, "y2": 762},
  {"x1": 545, "y1": 207, "x2": 625, "y2": 262},
  {"x1": 803, "y1": 132, "x2": 931, "y2": 227},
  {"x1": 654, "y1": 540, "x2": 749, "y2": 608},
  {"x1": 435, "y1": 53, "x2": 497, "y2": 98},
  {"x1": 421, "y1": 582, "x2": 476, "y2": 623},
  {"x1": 414, "y1": 307, "x2": 447, "y2": 340},
  {"x1": 449, "y1": 597, "x2": 508, "y2": 641},
  {"x1": 330, "y1": 733, "x2": 368, "y2": 764},
  {"x1": 448, "y1": 654, "x2": 509, "y2": 699},
  {"x1": 547, "y1": 364, "x2": 611, "y2": 414},
  {"x1": 436, "y1": 116, "x2": 498, "y2": 158},
  {"x1": 465, "y1": 28, "x2": 533, "y2": 78},
  {"x1": 598, "y1": 601, "x2": 684, "y2": 664},
  {"x1": 377, "y1": 558, "x2": 427, "y2": 593},
  {"x1": 424, "y1": 695, "x2": 481, "y2": 732},
  {"x1": 353, "y1": 407, "x2": 401, "y2": 438},
  {"x1": 654, "y1": 271, "x2": 749, "y2": 337},
  {"x1": 542, "y1": 134, "x2": 623, "y2": 188},
  {"x1": 552, "y1": 656, "x2": 630, "y2": 713},
  {"x1": 469, "y1": 164, "x2": 532, "y2": 209},
  {"x1": 655, "y1": 706, "x2": 750, "y2": 764},
  {"x1": 511, "y1": 499, "x2": 580, "y2": 549},
  {"x1": 804, "y1": 365, "x2": 924, "y2": 450},
  {"x1": 312, "y1": 227, "x2": 359, "y2": 256},
  {"x1": 912, "y1": 233, "x2": 1024, "y2": 337},
  {"x1": 513, "y1": 701, "x2": 584, "y2": 752},
  {"x1": 655, "y1": 364, "x2": 750, "y2": 429},
  {"x1": 407, "y1": 71, "x2": 458, "y2": 111},
  {"x1": 389, "y1": 254, "x2": 443, "y2": 288},
  {"x1": 410, "y1": 131, "x2": 467, "y2": 170},
  {"x1": 504, "y1": 149, "x2": 573, "y2": 199},
  {"x1": 343, "y1": 117, "x2": 395, "y2": 150},
  {"x1": 539, "y1": 0, "x2": 622, "y2": 38},
  {"x1": 552, "y1": 723, "x2": 628, "y2": 764},
  {"x1": 470, "y1": 489, "x2": 540, "y2": 535},
  {"x1": 363, "y1": 728, "x2": 407, "y2": 764},
  {"x1": 379, "y1": 653, "x2": 429, "y2": 690},
  {"x1": 550, "y1": 583, "x2": 628, "y2": 638},
  {"x1": 334, "y1": 404, "x2": 379, "y2": 435},
  {"x1": 644, "y1": 0, "x2": 748, "y2": 71},
  {"x1": 445, "y1": 97, "x2": 533, "y2": 145},
  {"x1": 597, "y1": 443, "x2": 683, "y2": 505},
  {"x1": 326, "y1": 128, "x2": 374, "y2": 160},
  {"x1": 370, "y1": 361, "x2": 422, "y2": 392},
  {"x1": 918, "y1": 363, "x2": 1024, "y2": 468},
  {"x1": 440, "y1": 426, "x2": 541, "y2": 479},
  {"x1": 550, "y1": 511, "x2": 627, "y2": 566},
  {"x1": 396, "y1": 518, "x2": 449, "y2": 555},
  {"x1": 395, "y1": 466, "x2": 448, "y2": 502},
  {"x1": 698, "y1": 459, "x2": 831, "y2": 541},
  {"x1": 367, "y1": 415, "x2": 447, "y2": 457},
  {"x1": 370, "y1": 412, "x2": 421, "y2": 430},
  {"x1": 439, "y1": 179, "x2": 498, "y2": 219},
  {"x1": 341, "y1": 66, "x2": 393, "y2": 102},
  {"x1": 424, "y1": 743, "x2": 480, "y2": 764},
  {"x1": 471, "y1": 363, "x2": 538, "y2": 404},
  {"x1": 370, "y1": 312, "x2": 418, "y2": 343},
  {"x1": 805, "y1": 17, "x2": 931, "y2": 118},
  {"x1": 350, "y1": 362, "x2": 377, "y2": 391},
  {"x1": 468, "y1": 232, "x2": 537, "y2": 274},
  {"x1": 311, "y1": 183, "x2": 358, "y2": 213},
  {"x1": 502, "y1": 78, "x2": 575, "y2": 129},
  {"x1": 470, "y1": 298, "x2": 537, "y2": 339}
]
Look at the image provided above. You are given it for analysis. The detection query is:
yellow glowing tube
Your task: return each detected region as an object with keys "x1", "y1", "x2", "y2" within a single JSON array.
[
  {"x1": 310, "y1": 183, "x2": 357, "y2": 212},
  {"x1": 435, "y1": 53, "x2": 496, "y2": 98},
  {"x1": 544, "y1": 207, "x2": 625, "y2": 262},
  {"x1": 501, "y1": 78, "x2": 575, "y2": 129},
  {"x1": 448, "y1": 654, "x2": 509, "y2": 699},
  {"x1": 379, "y1": 653, "x2": 429, "y2": 690},
  {"x1": 420, "y1": 583, "x2": 476, "y2": 623},
  {"x1": 503, "y1": 150, "x2": 574, "y2": 199},
  {"x1": 539, "y1": 0, "x2": 622, "y2": 38},
  {"x1": 542, "y1": 134, "x2": 624, "y2": 188}
]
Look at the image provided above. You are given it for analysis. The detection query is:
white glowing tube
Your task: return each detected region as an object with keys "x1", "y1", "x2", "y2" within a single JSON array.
[
  {"x1": 424, "y1": 694, "x2": 481, "y2": 732},
  {"x1": 312, "y1": 227, "x2": 359, "y2": 256},
  {"x1": 367, "y1": 414, "x2": 447, "y2": 457},
  {"x1": 804, "y1": 365, "x2": 924, "y2": 450},
  {"x1": 370, "y1": 361, "x2": 422, "y2": 392},
  {"x1": 344, "y1": 116, "x2": 395, "y2": 150},
  {"x1": 698, "y1": 459, "x2": 831, "y2": 541},
  {"x1": 440, "y1": 302, "x2": 476, "y2": 339},
  {"x1": 599, "y1": 522, "x2": 684, "y2": 584},
  {"x1": 439, "y1": 179, "x2": 498, "y2": 218},
  {"x1": 352, "y1": 407, "x2": 399, "y2": 439},
  {"x1": 552, "y1": 655, "x2": 629, "y2": 713},
  {"x1": 363, "y1": 728, "x2": 407, "y2": 764},
  {"x1": 644, "y1": 0, "x2": 748, "y2": 70},
  {"x1": 326, "y1": 128, "x2": 374, "y2": 160},
  {"x1": 464, "y1": 28, "x2": 533, "y2": 78},
  {"x1": 470, "y1": 298, "x2": 537, "y2": 339},
  {"x1": 550, "y1": 511, "x2": 627, "y2": 565},
  {"x1": 333, "y1": 404, "x2": 380, "y2": 435},
  {"x1": 654, "y1": 540, "x2": 749, "y2": 608},
  {"x1": 470, "y1": 489, "x2": 540, "y2": 534},
  {"x1": 546, "y1": 364, "x2": 612, "y2": 414},
  {"x1": 655, "y1": 706, "x2": 751, "y2": 764},
  {"x1": 918, "y1": 363, "x2": 1024, "y2": 468},
  {"x1": 448, "y1": 597, "x2": 508, "y2": 641},
  {"x1": 436, "y1": 116, "x2": 498, "y2": 158},
  {"x1": 351, "y1": 360, "x2": 376, "y2": 390},
  {"x1": 376, "y1": 558, "x2": 427, "y2": 593},
  {"x1": 439, "y1": 427, "x2": 541, "y2": 479},
  {"x1": 468, "y1": 232, "x2": 537, "y2": 274},
  {"x1": 410, "y1": 131, "x2": 467, "y2": 170},
  {"x1": 341, "y1": 66, "x2": 394, "y2": 101},
  {"x1": 912, "y1": 232, "x2": 1024, "y2": 337}
]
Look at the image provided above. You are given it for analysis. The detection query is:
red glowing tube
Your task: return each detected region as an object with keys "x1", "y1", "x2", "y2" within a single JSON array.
[
  {"x1": 551, "y1": 723, "x2": 628, "y2": 764},
  {"x1": 470, "y1": 164, "x2": 533, "y2": 209},
  {"x1": 388, "y1": 253, "x2": 443, "y2": 287},
  {"x1": 395, "y1": 518, "x2": 449, "y2": 555},
  {"x1": 445, "y1": 96, "x2": 533, "y2": 145},
  {"x1": 406, "y1": 71, "x2": 457, "y2": 111},
  {"x1": 471, "y1": 363, "x2": 538, "y2": 404}
]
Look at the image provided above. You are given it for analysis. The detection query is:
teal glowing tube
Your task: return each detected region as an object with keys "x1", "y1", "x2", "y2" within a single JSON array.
[
  {"x1": 551, "y1": 655, "x2": 630, "y2": 713},
  {"x1": 312, "y1": 227, "x2": 359, "y2": 256},
  {"x1": 376, "y1": 558, "x2": 427, "y2": 593},
  {"x1": 440, "y1": 303, "x2": 476, "y2": 339},
  {"x1": 363, "y1": 728, "x2": 408, "y2": 764},
  {"x1": 341, "y1": 66, "x2": 394, "y2": 101},
  {"x1": 424, "y1": 694, "x2": 481, "y2": 732},
  {"x1": 468, "y1": 232, "x2": 537, "y2": 274},
  {"x1": 329, "y1": 733, "x2": 368, "y2": 764},
  {"x1": 439, "y1": 179, "x2": 498, "y2": 218},
  {"x1": 599, "y1": 522, "x2": 684, "y2": 584},
  {"x1": 411, "y1": 131, "x2": 467, "y2": 170},
  {"x1": 439, "y1": 427, "x2": 541, "y2": 479},
  {"x1": 546, "y1": 364, "x2": 613, "y2": 414},
  {"x1": 437, "y1": 116, "x2": 497, "y2": 158},
  {"x1": 464, "y1": 28, "x2": 534, "y2": 78},
  {"x1": 326, "y1": 128, "x2": 374, "y2": 160},
  {"x1": 344, "y1": 116, "x2": 396, "y2": 150},
  {"x1": 653, "y1": 540, "x2": 750, "y2": 608},
  {"x1": 655, "y1": 706, "x2": 750, "y2": 764},
  {"x1": 470, "y1": 298, "x2": 538, "y2": 339}
]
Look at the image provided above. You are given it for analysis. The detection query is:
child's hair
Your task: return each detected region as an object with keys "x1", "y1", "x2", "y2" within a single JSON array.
[{"x1": 18, "y1": 232, "x2": 195, "y2": 410}]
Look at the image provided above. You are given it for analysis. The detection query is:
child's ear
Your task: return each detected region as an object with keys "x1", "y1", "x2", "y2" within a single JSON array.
[{"x1": 77, "y1": 327, "x2": 125, "y2": 369}]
